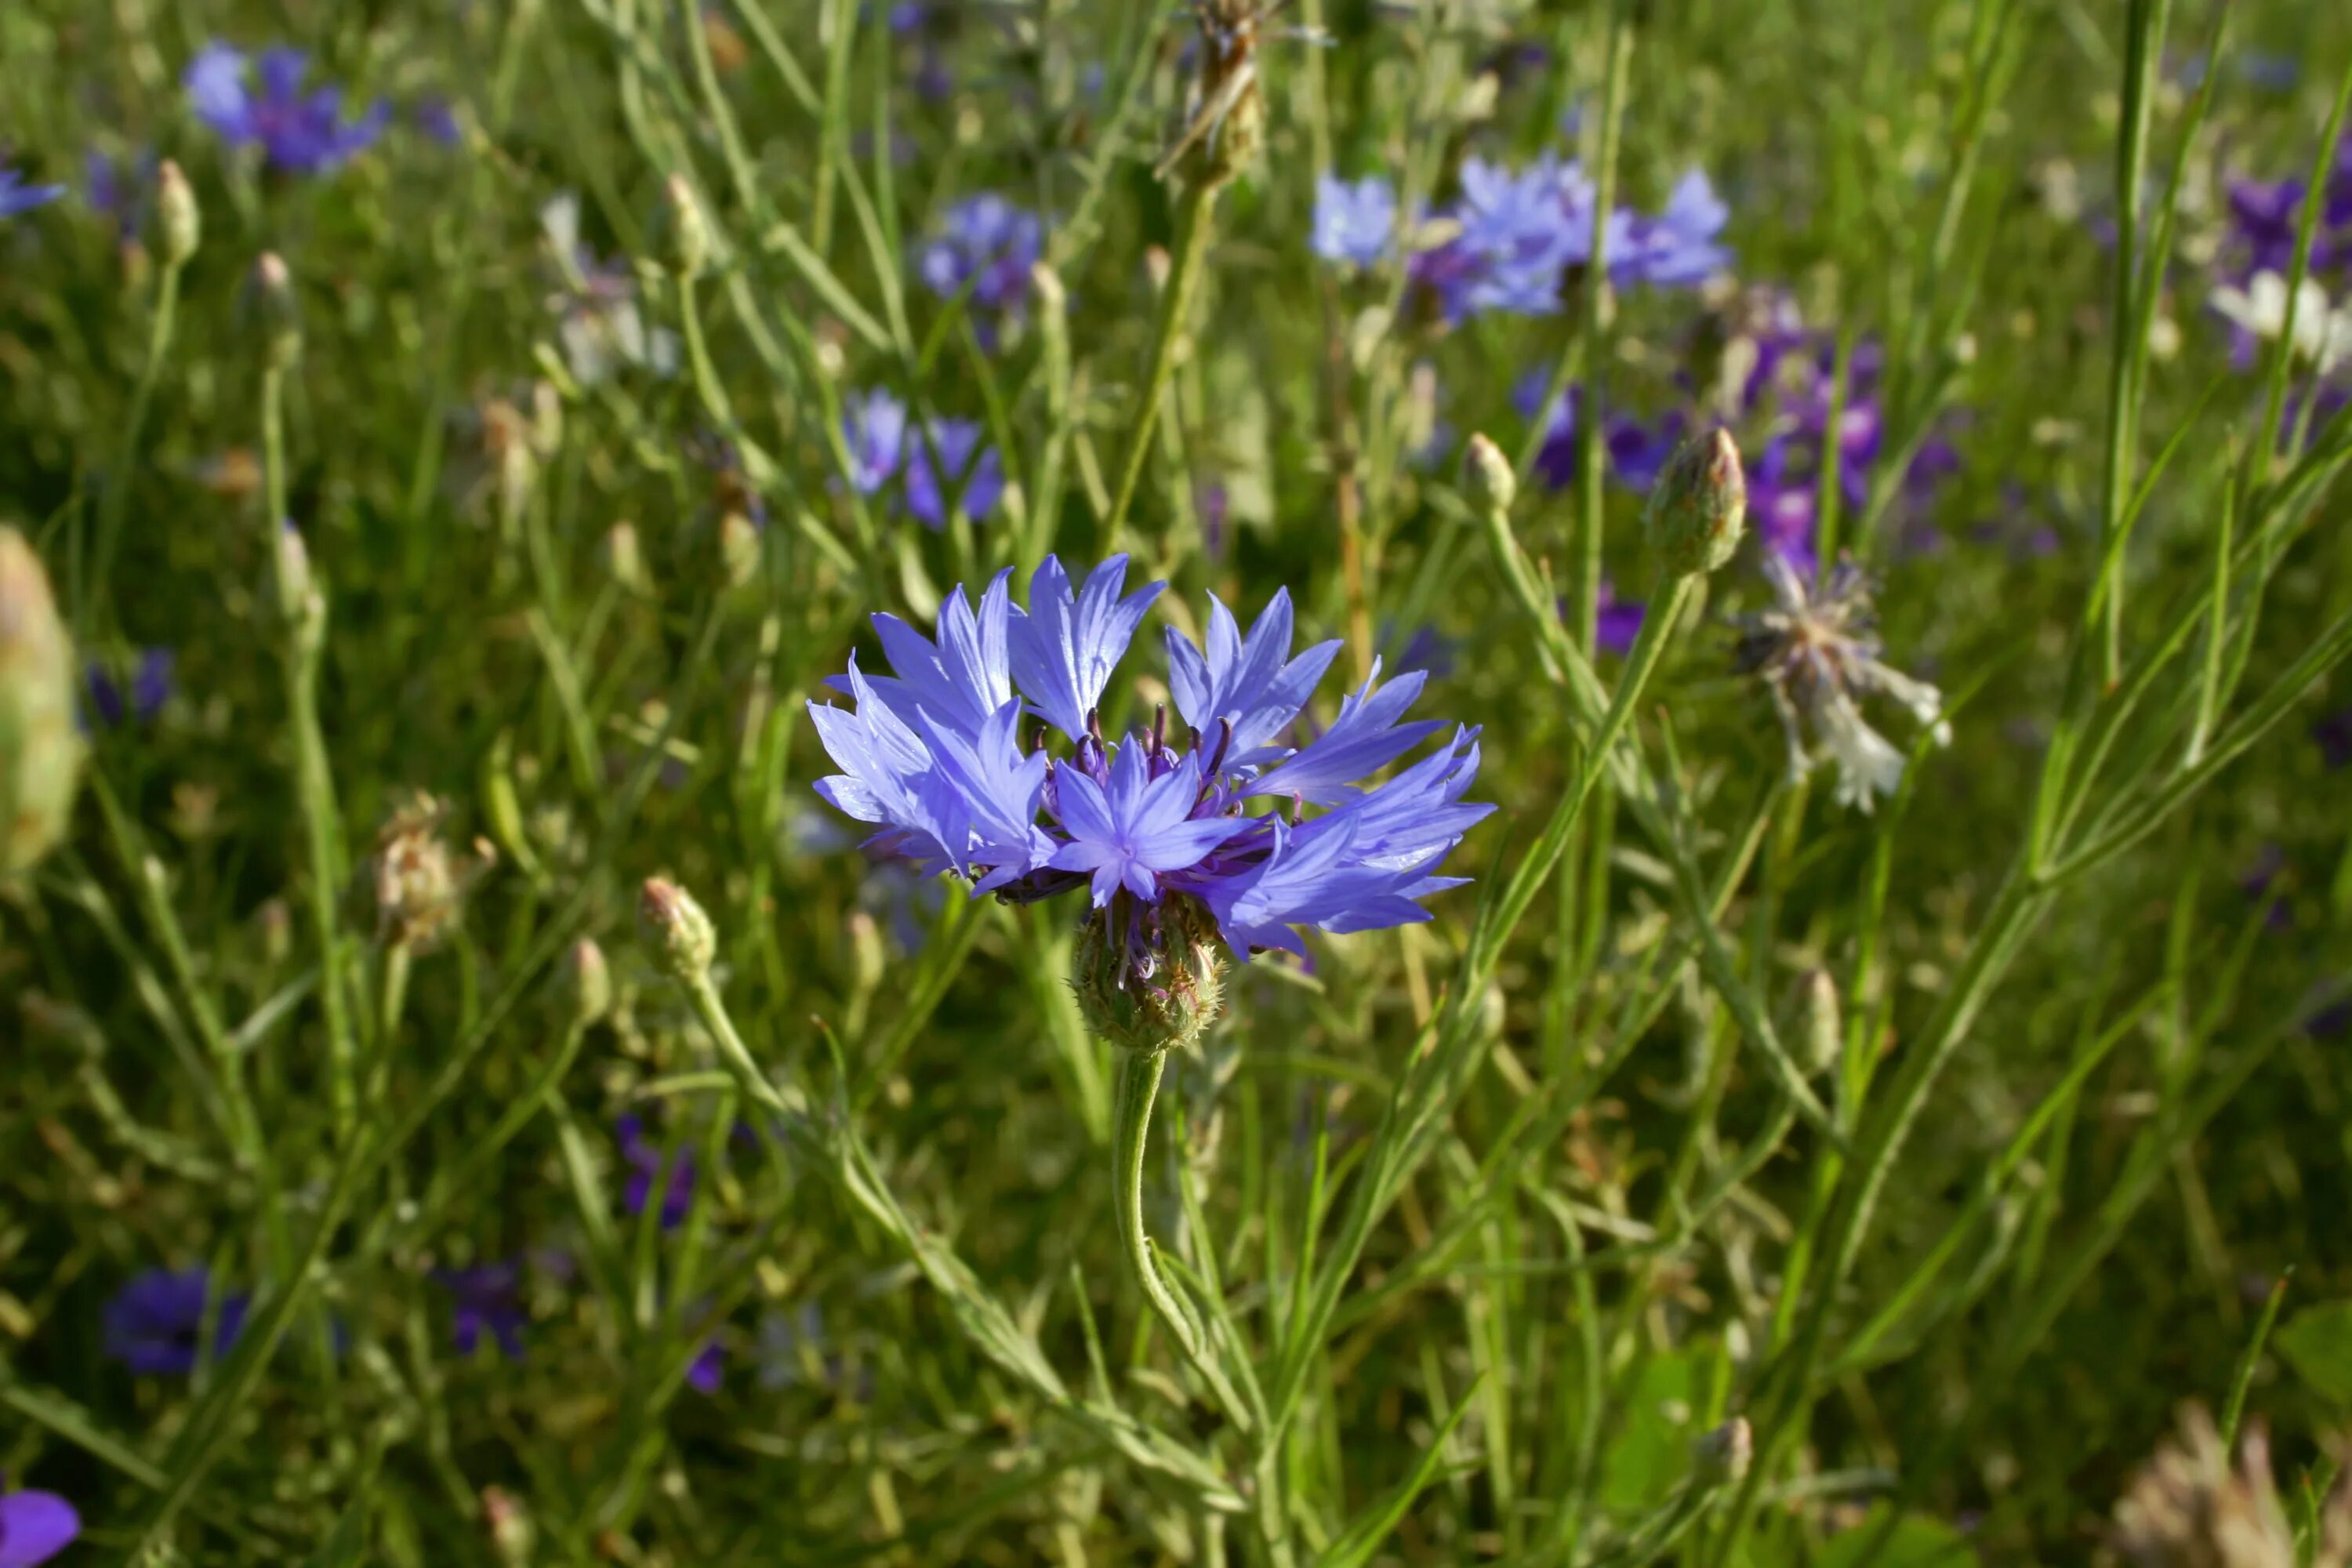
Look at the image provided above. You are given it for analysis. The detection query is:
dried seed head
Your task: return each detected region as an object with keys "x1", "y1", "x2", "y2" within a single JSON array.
[
  {"x1": 0, "y1": 528, "x2": 84, "y2": 878},
  {"x1": 2112, "y1": 1406, "x2": 2299, "y2": 1568},
  {"x1": 1647, "y1": 428, "x2": 1747, "y2": 579},
  {"x1": 1461, "y1": 432, "x2": 1518, "y2": 517},
  {"x1": 158, "y1": 159, "x2": 200, "y2": 267},
  {"x1": 373, "y1": 793, "x2": 479, "y2": 951},
  {"x1": 718, "y1": 510, "x2": 760, "y2": 589},
  {"x1": 639, "y1": 877, "x2": 717, "y2": 985}
]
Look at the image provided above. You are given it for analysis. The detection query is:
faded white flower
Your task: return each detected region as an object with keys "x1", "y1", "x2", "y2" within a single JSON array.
[
  {"x1": 2209, "y1": 270, "x2": 2352, "y2": 375},
  {"x1": 2109, "y1": 1405, "x2": 2352, "y2": 1568},
  {"x1": 1735, "y1": 553, "x2": 1949, "y2": 811},
  {"x1": 541, "y1": 192, "x2": 679, "y2": 386}
]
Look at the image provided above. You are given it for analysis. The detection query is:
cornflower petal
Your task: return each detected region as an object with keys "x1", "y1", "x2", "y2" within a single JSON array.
[{"x1": 1007, "y1": 554, "x2": 1163, "y2": 740}]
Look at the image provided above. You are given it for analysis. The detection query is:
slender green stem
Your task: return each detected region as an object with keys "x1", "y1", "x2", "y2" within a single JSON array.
[
  {"x1": 1571, "y1": 3, "x2": 1633, "y2": 656},
  {"x1": 1103, "y1": 181, "x2": 1218, "y2": 550},
  {"x1": 85, "y1": 259, "x2": 183, "y2": 630},
  {"x1": 2096, "y1": 0, "x2": 2169, "y2": 688}
]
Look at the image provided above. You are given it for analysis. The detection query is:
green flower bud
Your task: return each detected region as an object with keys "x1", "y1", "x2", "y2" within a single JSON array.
[
  {"x1": 639, "y1": 877, "x2": 717, "y2": 985},
  {"x1": 255, "y1": 252, "x2": 301, "y2": 370},
  {"x1": 562, "y1": 937, "x2": 613, "y2": 1029},
  {"x1": 1461, "y1": 432, "x2": 1518, "y2": 517},
  {"x1": 1646, "y1": 428, "x2": 1747, "y2": 579},
  {"x1": 1692, "y1": 1417, "x2": 1752, "y2": 1486},
  {"x1": 1797, "y1": 967, "x2": 1842, "y2": 1079},
  {"x1": 1072, "y1": 895, "x2": 1225, "y2": 1054},
  {"x1": 603, "y1": 521, "x2": 651, "y2": 597},
  {"x1": 0, "y1": 528, "x2": 85, "y2": 879},
  {"x1": 664, "y1": 174, "x2": 710, "y2": 281},
  {"x1": 158, "y1": 159, "x2": 200, "y2": 268},
  {"x1": 717, "y1": 511, "x2": 760, "y2": 590}
]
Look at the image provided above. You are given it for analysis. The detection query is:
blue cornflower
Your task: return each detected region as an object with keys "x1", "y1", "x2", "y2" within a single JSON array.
[
  {"x1": 0, "y1": 162, "x2": 65, "y2": 221},
  {"x1": 103, "y1": 1268, "x2": 249, "y2": 1375},
  {"x1": 0, "y1": 1489, "x2": 79, "y2": 1568},
  {"x1": 85, "y1": 648, "x2": 174, "y2": 729},
  {"x1": 185, "y1": 43, "x2": 389, "y2": 176},
  {"x1": 1617, "y1": 170, "x2": 1731, "y2": 287},
  {"x1": 1412, "y1": 154, "x2": 1632, "y2": 322},
  {"x1": 616, "y1": 1114, "x2": 696, "y2": 1229},
  {"x1": 902, "y1": 419, "x2": 1004, "y2": 528},
  {"x1": 810, "y1": 557, "x2": 1490, "y2": 1005},
  {"x1": 1312, "y1": 173, "x2": 1397, "y2": 268},
  {"x1": 433, "y1": 1263, "x2": 528, "y2": 1359},
  {"x1": 414, "y1": 98, "x2": 463, "y2": 147},
  {"x1": 841, "y1": 388, "x2": 909, "y2": 496},
  {"x1": 914, "y1": 194, "x2": 1044, "y2": 337}
]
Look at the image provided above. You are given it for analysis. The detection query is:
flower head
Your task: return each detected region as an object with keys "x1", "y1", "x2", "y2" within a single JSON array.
[
  {"x1": 0, "y1": 1490, "x2": 79, "y2": 1568},
  {"x1": 185, "y1": 43, "x2": 388, "y2": 175},
  {"x1": 902, "y1": 419, "x2": 1004, "y2": 528},
  {"x1": 811, "y1": 557, "x2": 1490, "y2": 1047},
  {"x1": 1617, "y1": 169, "x2": 1732, "y2": 287},
  {"x1": 915, "y1": 194, "x2": 1044, "y2": 340},
  {"x1": 1734, "y1": 553, "x2": 1948, "y2": 811},
  {"x1": 103, "y1": 1267, "x2": 249, "y2": 1375},
  {"x1": 841, "y1": 388, "x2": 909, "y2": 497},
  {"x1": 0, "y1": 162, "x2": 66, "y2": 221},
  {"x1": 1312, "y1": 173, "x2": 1397, "y2": 268},
  {"x1": 2110, "y1": 1405, "x2": 2352, "y2": 1568},
  {"x1": 434, "y1": 1264, "x2": 528, "y2": 1359}
]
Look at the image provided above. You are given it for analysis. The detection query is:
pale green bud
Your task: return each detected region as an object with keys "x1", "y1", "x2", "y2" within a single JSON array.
[
  {"x1": 1461, "y1": 432, "x2": 1518, "y2": 517},
  {"x1": 639, "y1": 877, "x2": 717, "y2": 984},
  {"x1": 664, "y1": 174, "x2": 710, "y2": 281},
  {"x1": 1798, "y1": 968, "x2": 1842, "y2": 1080},
  {"x1": 603, "y1": 521, "x2": 651, "y2": 597},
  {"x1": 255, "y1": 252, "x2": 301, "y2": 370},
  {"x1": 1646, "y1": 428, "x2": 1747, "y2": 579},
  {"x1": 717, "y1": 511, "x2": 760, "y2": 590},
  {"x1": 562, "y1": 937, "x2": 613, "y2": 1028},
  {"x1": 158, "y1": 159, "x2": 200, "y2": 268},
  {"x1": 0, "y1": 528, "x2": 85, "y2": 878}
]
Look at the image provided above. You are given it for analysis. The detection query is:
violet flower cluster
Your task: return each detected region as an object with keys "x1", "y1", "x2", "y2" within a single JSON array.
[
  {"x1": 913, "y1": 194, "x2": 1044, "y2": 347},
  {"x1": 840, "y1": 388, "x2": 1005, "y2": 528},
  {"x1": 1309, "y1": 156, "x2": 1730, "y2": 317},
  {"x1": 185, "y1": 44, "x2": 388, "y2": 175},
  {"x1": 808, "y1": 557, "x2": 1490, "y2": 996}
]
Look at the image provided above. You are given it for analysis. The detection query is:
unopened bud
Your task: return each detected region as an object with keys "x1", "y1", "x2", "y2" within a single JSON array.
[
  {"x1": 1646, "y1": 428, "x2": 1747, "y2": 579},
  {"x1": 1461, "y1": 433, "x2": 1517, "y2": 517},
  {"x1": 562, "y1": 937, "x2": 613, "y2": 1028},
  {"x1": 0, "y1": 529, "x2": 85, "y2": 877},
  {"x1": 638, "y1": 877, "x2": 717, "y2": 985},
  {"x1": 1693, "y1": 1417, "x2": 1752, "y2": 1486},
  {"x1": 481, "y1": 1485, "x2": 535, "y2": 1567},
  {"x1": 664, "y1": 174, "x2": 710, "y2": 280},
  {"x1": 717, "y1": 511, "x2": 760, "y2": 589},
  {"x1": 271, "y1": 521, "x2": 314, "y2": 623},
  {"x1": 1029, "y1": 260, "x2": 1066, "y2": 314},
  {"x1": 255, "y1": 252, "x2": 301, "y2": 369},
  {"x1": 848, "y1": 909, "x2": 886, "y2": 997},
  {"x1": 1798, "y1": 968, "x2": 1842, "y2": 1079},
  {"x1": 603, "y1": 521, "x2": 651, "y2": 596},
  {"x1": 158, "y1": 159, "x2": 200, "y2": 267}
]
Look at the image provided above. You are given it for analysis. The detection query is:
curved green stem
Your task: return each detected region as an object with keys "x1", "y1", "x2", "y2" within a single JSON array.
[
  {"x1": 85, "y1": 259, "x2": 184, "y2": 631},
  {"x1": 1102, "y1": 181, "x2": 1218, "y2": 550}
]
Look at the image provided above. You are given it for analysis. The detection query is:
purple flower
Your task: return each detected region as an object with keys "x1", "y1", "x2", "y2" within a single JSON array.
[
  {"x1": 1750, "y1": 436, "x2": 1820, "y2": 579},
  {"x1": 616, "y1": 1115, "x2": 696, "y2": 1229},
  {"x1": 2312, "y1": 705, "x2": 2352, "y2": 770},
  {"x1": 0, "y1": 1490, "x2": 79, "y2": 1568},
  {"x1": 914, "y1": 194, "x2": 1044, "y2": 329},
  {"x1": 103, "y1": 1268, "x2": 249, "y2": 1375},
  {"x1": 688, "y1": 1337, "x2": 724, "y2": 1393},
  {"x1": 1514, "y1": 378, "x2": 1682, "y2": 495},
  {"x1": 842, "y1": 388, "x2": 908, "y2": 496},
  {"x1": 902, "y1": 419, "x2": 1004, "y2": 528},
  {"x1": 185, "y1": 43, "x2": 389, "y2": 175},
  {"x1": 414, "y1": 98, "x2": 462, "y2": 147},
  {"x1": 810, "y1": 557, "x2": 1490, "y2": 967},
  {"x1": 0, "y1": 163, "x2": 65, "y2": 220},
  {"x1": 1596, "y1": 581, "x2": 1645, "y2": 655},
  {"x1": 433, "y1": 1264, "x2": 528, "y2": 1359},
  {"x1": 1312, "y1": 173, "x2": 1396, "y2": 268},
  {"x1": 85, "y1": 147, "x2": 154, "y2": 238},
  {"x1": 1413, "y1": 154, "x2": 1586, "y2": 321},
  {"x1": 1617, "y1": 169, "x2": 1731, "y2": 287},
  {"x1": 86, "y1": 648, "x2": 174, "y2": 728}
]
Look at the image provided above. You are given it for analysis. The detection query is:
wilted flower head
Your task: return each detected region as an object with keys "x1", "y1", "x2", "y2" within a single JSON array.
[
  {"x1": 808, "y1": 557, "x2": 1491, "y2": 1049},
  {"x1": 1734, "y1": 552, "x2": 1948, "y2": 811},
  {"x1": 2111, "y1": 1406, "x2": 2352, "y2": 1568},
  {"x1": 0, "y1": 161, "x2": 67, "y2": 220},
  {"x1": 185, "y1": 43, "x2": 389, "y2": 175},
  {"x1": 372, "y1": 793, "x2": 489, "y2": 950},
  {"x1": 541, "y1": 193, "x2": 679, "y2": 384},
  {"x1": 1312, "y1": 173, "x2": 1397, "y2": 269},
  {"x1": 0, "y1": 1488, "x2": 79, "y2": 1568},
  {"x1": 103, "y1": 1267, "x2": 249, "y2": 1375}
]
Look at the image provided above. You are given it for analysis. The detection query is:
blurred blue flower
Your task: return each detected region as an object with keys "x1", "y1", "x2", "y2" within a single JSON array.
[
  {"x1": 1414, "y1": 154, "x2": 1608, "y2": 321},
  {"x1": 185, "y1": 43, "x2": 389, "y2": 175},
  {"x1": 0, "y1": 1489, "x2": 79, "y2": 1568},
  {"x1": 85, "y1": 648, "x2": 174, "y2": 729},
  {"x1": 914, "y1": 194, "x2": 1044, "y2": 338},
  {"x1": 811, "y1": 557, "x2": 1490, "y2": 964},
  {"x1": 688, "y1": 1337, "x2": 725, "y2": 1393},
  {"x1": 433, "y1": 1263, "x2": 527, "y2": 1359},
  {"x1": 84, "y1": 147, "x2": 154, "y2": 238},
  {"x1": 1617, "y1": 169, "x2": 1732, "y2": 287},
  {"x1": 1312, "y1": 173, "x2": 1396, "y2": 268},
  {"x1": 414, "y1": 97, "x2": 462, "y2": 147},
  {"x1": 103, "y1": 1268, "x2": 249, "y2": 1375},
  {"x1": 0, "y1": 163, "x2": 65, "y2": 220},
  {"x1": 1596, "y1": 580, "x2": 1645, "y2": 656},
  {"x1": 902, "y1": 419, "x2": 1004, "y2": 528},
  {"x1": 842, "y1": 388, "x2": 909, "y2": 496},
  {"x1": 616, "y1": 1114, "x2": 696, "y2": 1229}
]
